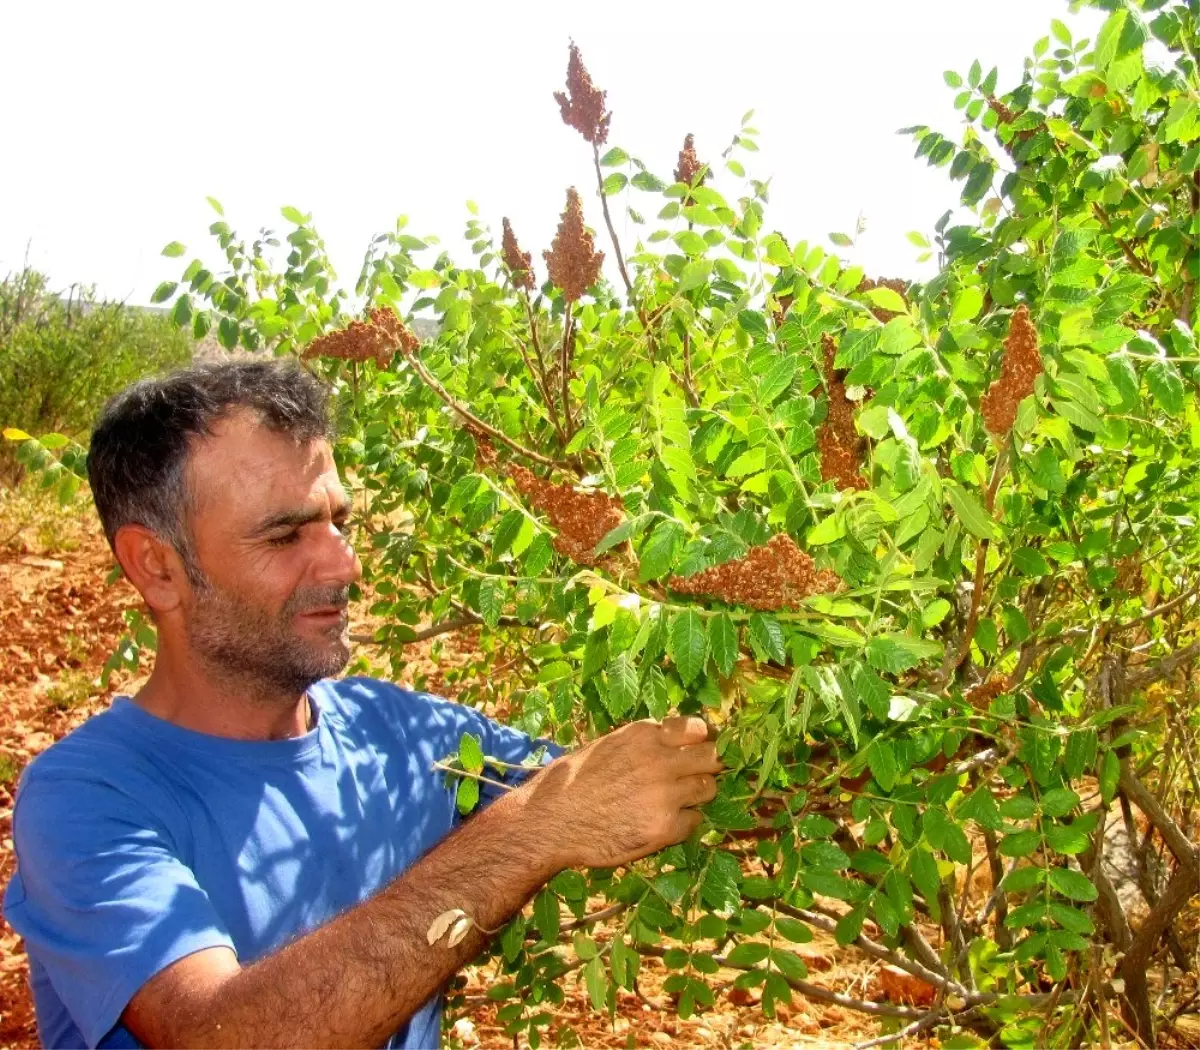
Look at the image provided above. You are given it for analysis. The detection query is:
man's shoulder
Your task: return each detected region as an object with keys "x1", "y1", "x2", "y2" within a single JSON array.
[
  {"x1": 320, "y1": 676, "x2": 477, "y2": 733},
  {"x1": 19, "y1": 703, "x2": 150, "y2": 789}
]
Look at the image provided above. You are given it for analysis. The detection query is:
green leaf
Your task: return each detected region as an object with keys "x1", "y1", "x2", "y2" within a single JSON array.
[
  {"x1": 867, "y1": 738, "x2": 899, "y2": 792},
  {"x1": 1047, "y1": 867, "x2": 1097, "y2": 902},
  {"x1": 602, "y1": 172, "x2": 629, "y2": 196},
  {"x1": 281, "y1": 205, "x2": 308, "y2": 224},
  {"x1": 708, "y1": 614, "x2": 739, "y2": 677},
  {"x1": 944, "y1": 70, "x2": 963, "y2": 88},
  {"x1": 456, "y1": 776, "x2": 479, "y2": 814},
  {"x1": 924, "y1": 807, "x2": 971, "y2": 865},
  {"x1": 1051, "y1": 18, "x2": 1071, "y2": 44},
  {"x1": 1146, "y1": 359, "x2": 1185, "y2": 415},
  {"x1": 1040, "y1": 788, "x2": 1080, "y2": 818},
  {"x1": 946, "y1": 483, "x2": 998, "y2": 540},
  {"x1": 631, "y1": 171, "x2": 667, "y2": 193},
  {"x1": 583, "y1": 954, "x2": 608, "y2": 1010},
  {"x1": 150, "y1": 281, "x2": 178, "y2": 304},
  {"x1": 478, "y1": 576, "x2": 506, "y2": 629},
  {"x1": 459, "y1": 732, "x2": 485, "y2": 774},
  {"x1": 1099, "y1": 750, "x2": 1119, "y2": 804},
  {"x1": 829, "y1": 232, "x2": 853, "y2": 248},
  {"x1": 1162, "y1": 99, "x2": 1199, "y2": 144},
  {"x1": 725, "y1": 446, "x2": 766, "y2": 479},
  {"x1": 864, "y1": 287, "x2": 907, "y2": 314},
  {"x1": 492, "y1": 509, "x2": 525, "y2": 559},
  {"x1": 908, "y1": 849, "x2": 942, "y2": 921},
  {"x1": 673, "y1": 230, "x2": 707, "y2": 255},
  {"x1": 727, "y1": 942, "x2": 770, "y2": 967},
  {"x1": 533, "y1": 888, "x2": 560, "y2": 942},
  {"x1": 669, "y1": 610, "x2": 708, "y2": 684},
  {"x1": 600, "y1": 146, "x2": 630, "y2": 167},
  {"x1": 866, "y1": 634, "x2": 942, "y2": 673},
  {"x1": 748, "y1": 613, "x2": 786, "y2": 665},
  {"x1": 1012, "y1": 547, "x2": 1051, "y2": 577},
  {"x1": 606, "y1": 652, "x2": 639, "y2": 719},
  {"x1": 160, "y1": 241, "x2": 186, "y2": 258},
  {"x1": 639, "y1": 520, "x2": 683, "y2": 582}
]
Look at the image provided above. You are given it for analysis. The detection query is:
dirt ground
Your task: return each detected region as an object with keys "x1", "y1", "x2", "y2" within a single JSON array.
[{"x1": 0, "y1": 494, "x2": 1192, "y2": 1049}]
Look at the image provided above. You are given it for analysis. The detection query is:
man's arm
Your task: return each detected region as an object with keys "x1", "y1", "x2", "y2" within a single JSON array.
[{"x1": 123, "y1": 717, "x2": 721, "y2": 1049}]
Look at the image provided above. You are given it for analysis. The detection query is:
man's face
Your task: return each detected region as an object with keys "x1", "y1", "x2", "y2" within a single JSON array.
[{"x1": 180, "y1": 410, "x2": 362, "y2": 698}]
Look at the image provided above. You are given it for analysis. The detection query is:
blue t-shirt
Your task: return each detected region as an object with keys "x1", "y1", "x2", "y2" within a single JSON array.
[{"x1": 4, "y1": 677, "x2": 552, "y2": 1049}]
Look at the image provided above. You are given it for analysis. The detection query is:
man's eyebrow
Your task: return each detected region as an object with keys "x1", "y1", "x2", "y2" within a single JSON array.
[{"x1": 253, "y1": 500, "x2": 353, "y2": 535}]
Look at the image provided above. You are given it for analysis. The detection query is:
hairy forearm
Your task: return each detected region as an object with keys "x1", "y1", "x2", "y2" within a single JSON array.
[{"x1": 158, "y1": 788, "x2": 559, "y2": 1049}]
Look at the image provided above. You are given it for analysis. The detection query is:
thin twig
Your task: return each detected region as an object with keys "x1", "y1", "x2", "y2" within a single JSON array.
[{"x1": 400, "y1": 348, "x2": 561, "y2": 468}]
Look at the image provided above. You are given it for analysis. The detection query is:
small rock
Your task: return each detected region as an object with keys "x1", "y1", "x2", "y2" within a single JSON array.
[{"x1": 650, "y1": 1032, "x2": 673, "y2": 1047}]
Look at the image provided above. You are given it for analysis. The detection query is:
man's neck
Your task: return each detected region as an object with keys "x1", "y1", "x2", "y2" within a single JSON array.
[{"x1": 133, "y1": 646, "x2": 313, "y2": 741}]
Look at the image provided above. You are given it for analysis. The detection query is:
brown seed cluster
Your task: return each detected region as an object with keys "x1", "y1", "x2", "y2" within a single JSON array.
[
  {"x1": 986, "y1": 96, "x2": 1037, "y2": 150},
  {"x1": 674, "y1": 133, "x2": 706, "y2": 189},
  {"x1": 553, "y1": 42, "x2": 611, "y2": 145},
  {"x1": 856, "y1": 276, "x2": 909, "y2": 322},
  {"x1": 966, "y1": 676, "x2": 1009, "y2": 707},
  {"x1": 544, "y1": 188, "x2": 605, "y2": 303},
  {"x1": 670, "y1": 534, "x2": 841, "y2": 611},
  {"x1": 301, "y1": 306, "x2": 419, "y2": 367},
  {"x1": 509, "y1": 464, "x2": 623, "y2": 565},
  {"x1": 981, "y1": 305, "x2": 1042, "y2": 436},
  {"x1": 501, "y1": 218, "x2": 535, "y2": 292},
  {"x1": 1115, "y1": 556, "x2": 1144, "y2": 596},
  {"x1": 817, "y1": 333, "x2": 869, "y2": 491}
]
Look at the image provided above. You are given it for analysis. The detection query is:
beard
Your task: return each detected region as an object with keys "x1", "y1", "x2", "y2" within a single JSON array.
[{"x1": 186, "y1": 578, "x2": 352, "y2": 698}]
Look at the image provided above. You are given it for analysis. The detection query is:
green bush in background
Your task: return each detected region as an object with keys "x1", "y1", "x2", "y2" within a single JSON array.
[{"x1": 0, "y1": 267, "x2": 192, "y2": 480}]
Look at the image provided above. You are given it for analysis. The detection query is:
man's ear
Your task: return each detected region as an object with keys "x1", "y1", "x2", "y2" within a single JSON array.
[{"x1": 112, "y1": 524, "x2": 190, "y2": 614}]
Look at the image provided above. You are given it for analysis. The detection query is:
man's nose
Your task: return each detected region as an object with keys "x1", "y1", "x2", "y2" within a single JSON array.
[{"x1": 314, "y1": 523, "x2": 363, "y2": 586}]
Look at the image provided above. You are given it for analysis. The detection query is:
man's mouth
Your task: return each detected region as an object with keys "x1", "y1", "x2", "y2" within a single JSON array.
[{"x1": 299, "y1": 606, "x2": 348, "y2": 625}]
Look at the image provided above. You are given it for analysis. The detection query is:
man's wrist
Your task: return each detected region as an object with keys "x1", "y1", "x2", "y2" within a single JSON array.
[{"x1": 490, "y1": 780, "x2": 570, "y2": 882}]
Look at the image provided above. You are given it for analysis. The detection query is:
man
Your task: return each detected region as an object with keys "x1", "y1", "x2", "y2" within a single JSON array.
[{"x1": 4, "y1": 361, "x2": 721, "y2": 1049}]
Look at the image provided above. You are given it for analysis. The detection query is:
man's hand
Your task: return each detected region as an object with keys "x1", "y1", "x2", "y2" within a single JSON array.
[{"x1": 522, "y1": 715, "x2": 723, "y2": 870}]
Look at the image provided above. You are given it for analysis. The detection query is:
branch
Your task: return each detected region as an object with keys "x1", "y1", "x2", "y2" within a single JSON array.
[
  {"x1": 941, "y1": 445, "x2": 1009, "y2": 682},
  {"x1": 1119, "y1": 762, "x2": 1199, "y2": 867},
  {"x1": 559, "y1": 302, "x2": 574, "y2": 436},
  {"x1": 774, "y1": 903, "x2": 966, "y2": 997},
  {"x1": 852, "y1": 1006, "x2": 947, "y2": 1050},
  {"x1": 400, "y1": 348, "x2": 562, "y2": 468},
  {"x1": 591, "y1": 143, "x2": 636, "y2": 301},
  {"x1": 1124, "y1": 639, "x2": 1200, "y2": 693}
]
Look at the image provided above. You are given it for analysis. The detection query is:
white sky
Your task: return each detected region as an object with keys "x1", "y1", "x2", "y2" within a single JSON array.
[{"x1": 1, "y1": 1, "x2": 1104, "y2": 306}]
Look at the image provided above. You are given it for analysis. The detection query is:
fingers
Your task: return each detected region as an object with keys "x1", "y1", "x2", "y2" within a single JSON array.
[
  {"x1": 669, "y1": 807, "x2": 705, "y2": 844},
  {"x1": 668, "y1": 741, "x2": 724, "y2": 776},
  {"x1": 673, "y1": 773, "x2": 718, "y2": 808},
  {"x1": 659, "y1": 715, "x2": 710, "y2": 748}
]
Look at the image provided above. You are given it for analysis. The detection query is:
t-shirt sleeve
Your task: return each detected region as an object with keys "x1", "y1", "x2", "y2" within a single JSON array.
[{"x1": 4, "y1": 770, "x2": 235, "y2": 1049}]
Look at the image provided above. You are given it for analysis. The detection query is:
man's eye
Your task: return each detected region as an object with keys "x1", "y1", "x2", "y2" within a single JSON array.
[{"x1": 269, "y1": 532, "x2": 300, "y2": 547}]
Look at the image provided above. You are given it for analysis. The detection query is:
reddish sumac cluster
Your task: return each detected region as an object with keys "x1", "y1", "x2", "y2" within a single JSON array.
[
  {"x1": 965, "y1": 675, "x2": 1010, "y2": 707},
  {"x1": 553, "y1": 43, "x2": 611, "y2": 145},
  {"x1": 501, "y1": 219, "x2": 535, "y2": 292},
  {"x1": 509, "y1": 465, "x2": 622, "y2": 565},
  {"x1": 544, "y1": 188, "x2": 605, "y2": 303},
  {"x1": 674, "y1": 133, "x2": 706, "y2": 189},
  {"x1": 980, "y1": 305, "x2": 1042, "y2": 436},
  {"x1": 302, "y1": 307, "x2": 419, "y2": 367},
  {"x1": 670, "y1": 534, "x2": 841, "y2": 611},
  {"x1": 817, "y1": 333, "x2": 869, "y2": 491},
  {"x1": 857, "y1": 276, "x2": 909, "y2": 322}
]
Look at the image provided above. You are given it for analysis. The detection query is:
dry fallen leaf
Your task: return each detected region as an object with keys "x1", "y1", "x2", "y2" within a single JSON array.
[{"x1": 426, "y1": 908, "x2": 468, "y2": 946}]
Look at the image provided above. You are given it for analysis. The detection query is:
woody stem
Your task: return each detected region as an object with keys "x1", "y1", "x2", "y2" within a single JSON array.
[
  {"x1": 592, "y1": 142, "x2": 635, "y2": 300},
  {"x1": 592, "y1": 142, "x2": 660, "y2": 360},
  {"x1": 560, "y1": 302, "x2": 574, "y2": 438},
  {"x1": 943, "y1": 440, "x2": 1011, "y2": 682}
]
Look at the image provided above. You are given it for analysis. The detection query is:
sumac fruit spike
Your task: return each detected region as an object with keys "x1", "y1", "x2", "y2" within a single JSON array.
[
  {"x1": 501, "y1": 218, "x2": 535, "y2": 292},
  {"x1": 553, "y1": 42, "x2": 611, "y2": 145},
  {"x1": 669, "y1": 534, "x2": 841, "y2": 611},
  {"x1": 543, "y1": 188, "x2": 605, "y2": 304},
  {"x1": 508, "y1": 465, "x2": 622, "y2": 566},
  {"x1": 980, "y1": 304, "x2": 1042, "y2": 436}
]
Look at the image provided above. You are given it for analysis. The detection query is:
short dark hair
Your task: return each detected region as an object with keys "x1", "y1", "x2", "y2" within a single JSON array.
[{"x1": 87, "y1": 361, "x2": 333, "y2": 572}]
